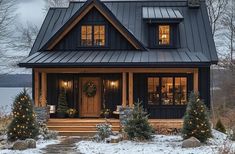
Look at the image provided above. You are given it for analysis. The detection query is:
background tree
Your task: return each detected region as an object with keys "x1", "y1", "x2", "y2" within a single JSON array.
[
  {"x1": 124, "y1": 100, "x2": 154, "y2": 141},
  {"x1": 7, "y1": 89, "x2": 39, "y2": 141},
  {"x1": 182, "y1": 92, "x2": 212, "y2": 143},
  {"x1": 215, "y1": 119, "x2": 226, "y2": 134}
]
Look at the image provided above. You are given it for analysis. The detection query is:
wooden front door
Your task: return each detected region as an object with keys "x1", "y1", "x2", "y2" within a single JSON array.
[{"x1": 80, "y1": 77, "x2": 101, "y2": 117}]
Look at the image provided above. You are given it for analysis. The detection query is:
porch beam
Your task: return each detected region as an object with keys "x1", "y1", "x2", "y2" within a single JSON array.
[
  {"x1": 122, "y1": 72, "x2": 127, "y2": 108},
  {"x1": 41, "y1": 72, "x2": 47, "y2": 107},
  {"x1": 34, "y1": 71, "x2": 39, "y2": 107},
  {"x1": 35, "y1": 68, "x2": 196, "y2": 74},
  {"x1": 128, "y1": 72, "x2": 133, "y2": 107}
]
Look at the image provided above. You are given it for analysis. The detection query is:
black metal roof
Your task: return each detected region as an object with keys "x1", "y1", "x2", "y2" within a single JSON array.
[
  {"x1": 142, "y1": 7, "x2": 183, "y2": 20},
  {"x1": 23, "y1": 0, "x2": 217, "y2": 67},
  {"x1": 0, "y1": 74, "x2": 32, "y2": 87},
  {"x1": 19, "y1": 49, "x2": 210, "y2": 68}
]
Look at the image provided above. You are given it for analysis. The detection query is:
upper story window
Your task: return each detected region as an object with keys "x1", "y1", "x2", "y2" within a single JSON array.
[
  {"x1": 81, "y1": 25, "x2": 105, "y2": 47},
  {"x1": 158, "y1": 25, "x2": 170, "y2": 45}
]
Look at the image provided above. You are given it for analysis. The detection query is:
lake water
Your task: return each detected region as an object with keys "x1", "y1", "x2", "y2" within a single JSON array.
[{"x1": 0, "y1": 88, "x2": 32, "y2": 114}]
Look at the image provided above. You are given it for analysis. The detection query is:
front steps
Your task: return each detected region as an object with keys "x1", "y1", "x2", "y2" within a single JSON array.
[
  {"x1": 47, "y1": 119, "x2": 183, "y2": 136},
  {"x1": 47, "y1": 119, "x2": 121, "y2": 136}
]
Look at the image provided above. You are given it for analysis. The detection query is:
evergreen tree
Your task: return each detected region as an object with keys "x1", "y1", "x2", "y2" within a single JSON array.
[
  {"x1": 182, "y1": 92, "x2": 212, "y2": 142},
  {"x1": 215, "y1": 119, "x2": 226, "y2": 134},
  {"x1": 124, "y1": 100, "x2": 154, "y2": 141},
  {"x1": 7, "y1": 89, "x2": 39, "y2": 141},
  {"x1": 57, "y1": 88, "x2": 68, "y2": 117}
]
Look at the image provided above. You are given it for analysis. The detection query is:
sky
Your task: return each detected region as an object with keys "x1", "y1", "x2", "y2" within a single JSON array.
[{"x1": 16, "y1": 0, "x2": 45, "y2": 27}]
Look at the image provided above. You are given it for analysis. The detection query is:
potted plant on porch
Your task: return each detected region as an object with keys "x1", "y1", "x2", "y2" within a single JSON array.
[
  {"x1": 56, "y1": 88, "x2": 68, "y2": 118},
  {"x1": 101, "y1": 108, "x2": 111, "y2": 119},
  {"x1": 67, "y1": 108, "x2": 77, "y2": 118}
]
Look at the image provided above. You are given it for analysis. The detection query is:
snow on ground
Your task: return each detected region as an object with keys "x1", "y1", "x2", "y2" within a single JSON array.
[
  {"x1": 0, "y1": 139, "x2": 59, "y2": 154},
  {"x1": 76, "y1": 130, "x2": 235, "y2": 154}
]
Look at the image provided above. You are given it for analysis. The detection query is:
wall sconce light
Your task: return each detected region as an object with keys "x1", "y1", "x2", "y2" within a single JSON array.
[
  {"x1": 63, "y1": 81, "x2": 68, "y2": 88},
  {"x1": 109, "y1": 80, "x2": 118, "y2": 89}
]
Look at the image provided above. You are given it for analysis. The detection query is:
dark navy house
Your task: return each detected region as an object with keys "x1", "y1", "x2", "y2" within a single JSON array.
[{"x1": 19, "y1": 0, "x2": 218, "y2": 120}]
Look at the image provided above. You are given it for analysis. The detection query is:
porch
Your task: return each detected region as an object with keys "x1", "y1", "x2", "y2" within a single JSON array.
[
  {"x1": 34, "y1": 67, "x2": 199, "y2": 119},
  {"x1": 47, "y1": 118, "x2": 183, "y2": 136}
]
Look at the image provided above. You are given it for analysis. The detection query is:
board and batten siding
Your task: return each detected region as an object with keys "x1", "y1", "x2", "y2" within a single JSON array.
[{"x1": 53, "y1": 8, "x2": 135, "y2": 51}]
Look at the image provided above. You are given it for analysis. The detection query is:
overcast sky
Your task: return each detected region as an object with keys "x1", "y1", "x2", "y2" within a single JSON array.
[{"x1": 16, "y1": 0, "x2": 45, "y2": 27}]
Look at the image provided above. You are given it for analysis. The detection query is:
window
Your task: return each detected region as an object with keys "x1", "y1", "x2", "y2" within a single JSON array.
[
  {"x1": 94, "y1": 25, "x2": 105, "y2": 46},
  {"x1": 161, "y1": 77, "x2": 173, "y2": 105},
  {"x1": 81, "y1": 25, "x2": 105, "y2": 47},
  {"x1": 147, "y1": 76, "x2": 188, "y2": 105},
  {"x1": 174, "y1": 77, "x2": 187, "y2": 105},
  {"x1": 148, "y1": 77, "x2": 160, "y2": 105},
  {"x1": 158, "y1": 25, "x2": 170, "y2": 45},
  {"x1": 81, "y1": 26, "x2": 92, "y2": 46}
]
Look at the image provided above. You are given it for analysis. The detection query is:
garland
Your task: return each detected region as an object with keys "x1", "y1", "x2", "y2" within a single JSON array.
[{"x1": 83, "y1": 81, "x2": 97, "y2": 97}]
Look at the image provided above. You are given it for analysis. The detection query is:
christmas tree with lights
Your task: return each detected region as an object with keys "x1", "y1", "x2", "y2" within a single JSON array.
[
  {"x1": 7, "y1": 89, "x2": 39, "y2": 141},
  {"x1": 182, "y1": 92, "x2": 212, "y2": 142}
]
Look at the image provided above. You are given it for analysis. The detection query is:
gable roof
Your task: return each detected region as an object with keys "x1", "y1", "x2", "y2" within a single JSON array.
[{"x1": 28, "y1": 0, "x2": 218, "y2": 66}]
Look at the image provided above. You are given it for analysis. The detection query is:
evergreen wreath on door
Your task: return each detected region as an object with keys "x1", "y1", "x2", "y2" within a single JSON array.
[{"x1": 83, "y1": 81, "x2": 97, "y2": 97}]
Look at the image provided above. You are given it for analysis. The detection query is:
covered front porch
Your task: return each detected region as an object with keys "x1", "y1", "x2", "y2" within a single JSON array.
[{"x1": 34, "y1": 67, "x2": 199, "y2": 119}]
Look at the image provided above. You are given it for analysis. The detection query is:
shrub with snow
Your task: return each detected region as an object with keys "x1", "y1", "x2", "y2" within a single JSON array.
[
  {"x1": 96, "y1": 123, "x2": 112, "y2": 141},
  {"x1": 38, "y1": 122, "x2": 58, "y2": 140},
  {"x1": 124, "y1": 100, "x2": 154, "y2": 141}
]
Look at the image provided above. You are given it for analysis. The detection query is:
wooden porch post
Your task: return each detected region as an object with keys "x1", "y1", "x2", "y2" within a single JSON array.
[
  {"x1": 34, "y1": 71, "x2": 39, "y2": 107},
  {"x1": 122, "y1": 72, "x2": 127, "y2": 108},
  {"x1": 41, "y1": 72, "x2": 47, "y2": 107},
  {"x1": 128, "y1": 72, "x2": 133, "y2": 107},
  {"x1": 194, "y1": 69, "x2": 198, "y2": 92}
]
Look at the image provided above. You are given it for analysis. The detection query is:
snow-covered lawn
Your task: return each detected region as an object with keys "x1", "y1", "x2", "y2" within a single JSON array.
[
  {"x1": 0, "y1": 139, "x2": 59, "y2": 154},
  {"x1": 76, "y1": 130, "x2": 235, "y2": 154}
]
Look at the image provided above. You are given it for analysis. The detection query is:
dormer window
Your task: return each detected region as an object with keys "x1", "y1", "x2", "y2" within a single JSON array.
[
  {"x1": 81, "y1": 25, "x2": 106, "y2": 47},
  {"x1": 158, "y1": 25, "x2": 170, "y2": 45}
]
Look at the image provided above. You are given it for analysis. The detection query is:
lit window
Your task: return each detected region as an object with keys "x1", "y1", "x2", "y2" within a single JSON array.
[
  {"x1": 159, "y1": 25, "x2": 170, "y2": 45},
  {"x1": 94, "y1": 25, "x2": 105, "y2": 46},
  {"x1": 81, "y1": 25, "x2": 92, "y2": 46},
  {"x1": 161, "y1": 77, "x2": 173, "y2": 105},
  {"x1": 148, "y1": 77, "x2": 160, "y2": 105},
  {"x1": 81, "y1": 25, "x2": 105, "y2": 47},
  {"x1": 147, "y1": 76, "x2": 188, "y2": 106},
  {"x1": 174, "y1": 77, "x2": 187, "y2": 105}
]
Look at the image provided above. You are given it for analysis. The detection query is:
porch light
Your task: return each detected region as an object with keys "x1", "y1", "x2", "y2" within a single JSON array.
[
  {"x1": 63, "y1": 81, "x2": 68, "y2": 88},
  {"x1": 109, "y1": 80, "x2": 119, "y2": 89}
]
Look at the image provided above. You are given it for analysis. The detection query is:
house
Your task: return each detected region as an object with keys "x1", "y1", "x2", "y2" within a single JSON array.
[
  {"x1": 0, "y1": 74, "x2": 32, "y2": 112},
  {"x1": 19, "y1": 0, "x2": 217, "y2": 127}
]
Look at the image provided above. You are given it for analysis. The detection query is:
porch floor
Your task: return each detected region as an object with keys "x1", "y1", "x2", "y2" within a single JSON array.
[{"x1": 47, "y1": 118, "x2": 183, "y2": 136}]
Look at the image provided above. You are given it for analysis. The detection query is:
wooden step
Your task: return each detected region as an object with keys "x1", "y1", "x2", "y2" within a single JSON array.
[
  {"x1": 48, "y1": 125, "x2": 121, "y2": 132},
  {"x1": 58, "y1": 131, "x2": 119, "y2": 136},
  {"x1": 47, "y1": 122, "x2": 120, "y2": 127}
]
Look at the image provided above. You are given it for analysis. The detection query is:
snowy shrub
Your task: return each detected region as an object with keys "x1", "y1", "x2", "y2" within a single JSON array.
[
  {"x1": 38, "y1": 122, "x2": 58, "y2": 140},
  {"x1": 96, "y1": 123, "x2": 112, "y2": 141},
  {"x1": 124, "y1": 100, "x2": 154, "y2": 141},
  {"x1": 217, "y1": 140, "x2": 234, "y2": 154}
]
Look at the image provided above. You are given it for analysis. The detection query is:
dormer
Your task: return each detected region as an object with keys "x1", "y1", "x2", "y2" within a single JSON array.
[{"x1": 142, "y1": 7, "x2": 184, "y2": 49}]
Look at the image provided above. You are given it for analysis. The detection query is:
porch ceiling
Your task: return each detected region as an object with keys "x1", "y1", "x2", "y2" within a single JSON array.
[{"x1": 19, "y1": 49, "x2": 210, "y2": 68}]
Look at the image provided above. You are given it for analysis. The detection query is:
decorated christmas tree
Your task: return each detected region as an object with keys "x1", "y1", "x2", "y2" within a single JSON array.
[
  {"x1": 124, "y1": 100, "x2": 154, "y2": 141},
  {"x1": 182, "y1": 92, "x2": 212, "y2": 142},
  {"x1": 7, "y1": 89, "x2": 39, "y2": 141},
  {"x1": 215, "y1": 119, "x2": 226, "y2": 134},
  {"x1": 56, "y1": 88, "x2": 68, "y2": 117}
]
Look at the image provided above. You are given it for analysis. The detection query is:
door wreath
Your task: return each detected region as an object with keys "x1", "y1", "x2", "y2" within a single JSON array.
[{"x1": 83, "y1": 81, "x2": 97, "y2": 97}]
